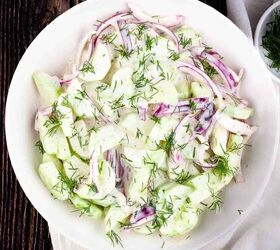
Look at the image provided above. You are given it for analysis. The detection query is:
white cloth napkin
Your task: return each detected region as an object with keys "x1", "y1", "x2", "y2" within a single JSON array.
[{"x1": 49, "y1": 1, "x2": 280, "y2": 249}]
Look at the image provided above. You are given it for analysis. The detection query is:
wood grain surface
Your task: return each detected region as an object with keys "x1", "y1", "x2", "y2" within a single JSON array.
[{"x1": 0, "y1": 1, "x2": 226, "y2": 249}]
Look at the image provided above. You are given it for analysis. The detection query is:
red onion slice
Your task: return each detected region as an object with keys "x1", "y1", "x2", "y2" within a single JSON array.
[
  {"x1": 178, "y1": 62, "x2": 223, "y2": 102},
  {"x1": 38, "y1": 106, "x2": 52, "y2": 116},
  {"x1": 106, "y1": 149, "x2": 124, "y2": 186},
  {"x1": 117, "y1": 20, "x2": 133, "y2": 52},
  {"x1": 152, "y1": 23, "x2": 180, "y2": 51},
  {"x1": 137, "y1": 102, "x2": 148, "y2": 121},
  {"x1": 128, "y1": 3, "x2": 184, "y2": 28},
  {"x1": 194, "y1": 102, "x2": 216, "y2": 135},
  {"x1": 153, "y1": 98, "x2": 209, "y2": 117},
  {"x1": 190, "y1": 47, "x2": 239, "y2": 91},
  {"x1": 123, "y1": 205, "x2": 156, "y2": 229}
]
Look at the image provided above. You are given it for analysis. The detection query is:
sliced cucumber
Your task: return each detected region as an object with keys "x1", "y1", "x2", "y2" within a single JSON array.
[
  {"x1": 88, "y1": 124, "x2": 125, "y2": 155},
  {"x1": 38, "y1": 162, "x2": 69, "y2": 200},
  {"x1": 68, "y1": 120, "x2": 90, "y2": 160},
  {"x1": 159, "y1": 205, "x2": 199, "y2": 236},
  {"x1": 120, "y1": 113, "x2": 155, "y2": 143},
  {"x1": 149, "y1": 116, "x2": 178, "y2": 147},
  {"x1": 33, "y1": 71, "x2": 62, "y2": 106},
  {"x1": 79, "y1": 43, "x2": 111, "y2": 82},
  {"x1": 210, "y1": 123, "x2": 228, "y2": 156},
  {"x1": 191, "y1": 81, "x2": 213, "y2": 99},
  {"x1": 56, "y1": 94, "x2": 74, "y2": 137},
  {"x1": 92, "y1": 158, "x2": 116, "y2": 196},
  {"x1": 42, "y1": 153, "x2": 63, "y2": 170},
  {"x1": 125, "y1": 166, "x2": 151, "y2": 205},
  {"x1": 66, "y1": 79, "x2": 100, "y2": 119},
  {"x1": 148, "y1": 80, "x2": 178, "y2": 105},
  {"x1": 37, "y1": 113, "x2": 71, "y2": 160},
  {"x1": 175, "y1": 26, "x2": 201, "y2": 47},
  {"x1": 224, "y1": 104, "x2": 253, "y2": 120},
  {"x1": 70, "y1": 194, "x2": 103, "y2": 218},
  {"x1": 104, "y1": 205, "x2": 132, "y2": 231},
  {"x1": 63, "y1": 155, "x2": 89, "y2": 180}
]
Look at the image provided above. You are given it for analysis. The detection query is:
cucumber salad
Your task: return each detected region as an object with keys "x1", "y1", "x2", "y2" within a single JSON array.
[{"x1": 34, "y1": 3, "x2": 256, "y2": 247}]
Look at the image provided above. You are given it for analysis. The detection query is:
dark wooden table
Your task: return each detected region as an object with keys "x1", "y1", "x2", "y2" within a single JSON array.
[{"x1": 0, "y1": 1, "x2": 226, "y2": 249}]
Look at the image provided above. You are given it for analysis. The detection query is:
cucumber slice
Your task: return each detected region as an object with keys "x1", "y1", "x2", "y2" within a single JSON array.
[
  {"x1": 175, "y1": 26, "x2": 201, "y2": 47},
  {"x1": 38, "y1": 162, "x2": 69, "y2": 200},
  {"x1": 88, "y1": 124, "x2": 125, "y2": 154},
  {"x1": 104, "y1": 205, "x2": 132, "y2": 231},
  {"x1": 120, "y1": 113, "x2": 155, "y2": 143},
  {"x1": 210, "y1": 123, "x2": 228, "y2": 156},
  {"x1": 125, "y1": 166, "x2": 151, "y2": 205},
  {"x1": 70, "y1": 194, "x2": 103, "y2": 218},
  {"x1": 149, "y1": 117, "x2": 178, "y2": 147},
  {"x1": 224, "y1": 104, "x2": 253, "y2": 120},
  {"x1": 33, "y1": 71, "x2": 62, "y2": 106},
  {"x1": 66, "y1": 79, "x2": 100, "y2": 119},
  {"x1": 79, "y1": 43, "x2": 111, "y2": 82},
  {"x1": 93, "y1": 158, "x2": 116, "y2": 196},
  {"x1": 56, "y1": 94, "x2": 74, "y2": 137},
  {"x1": 63, "y1": 155, "x2": 89, "y2": 181},
  {"x1": 37, "y1": 113, "x2": 71, "y2": 160},
  {"x1": 159, "y1": 205, "x2": 199, "y2": 236},
  {"x1": 191, "y1": 81, "x2": 213, "y2": 99},
  {"x1": 156, "y1": 182, "x2": 194, "y2": 212},
  {"x1": 148, "y1": 80, "x2": 178, "y2": 105},
  {"x1": 42, "y1": 153, "x2": 63, "y2": 170},
  {"x1": 68, "y1": 120, "x2": 90, "y2": 160}
]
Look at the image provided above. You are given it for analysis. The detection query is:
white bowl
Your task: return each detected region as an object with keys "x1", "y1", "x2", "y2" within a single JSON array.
[
  {"x1": 255, "y1": 1, "x2": 280, "y2": 84},
  {"x1": 5, "y1": 0, "x2": 280, "y2": 249}
]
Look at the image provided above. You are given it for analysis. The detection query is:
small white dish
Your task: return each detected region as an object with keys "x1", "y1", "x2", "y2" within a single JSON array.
[
  {"x1": 255, "y1": 1, "x2": 280, "y2": 84},
  {"x1": 5, "y1": 0, "x2": 280, "y2": 249}
]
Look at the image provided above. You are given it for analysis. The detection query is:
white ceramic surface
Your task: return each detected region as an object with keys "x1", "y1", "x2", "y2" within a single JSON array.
[
  {"x1": 5, "y1": 0, "x2": 280, "y2": 249},
  {"x1": 255, "y1": 1, "x2": 280, "y2": 84}
]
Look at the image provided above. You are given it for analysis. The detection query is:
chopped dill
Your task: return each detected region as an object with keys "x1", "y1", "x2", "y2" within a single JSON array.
[
  {"x1": 43, "y1": 102, "x2": 65, "y2": 137},
  {"x1": 150, "y1": 115, "x2": 161, "y2": 124},
  {"x1": 61, "y1": 95, "x2": 72, "y2": 108},
  {"x1": 100, "y1": 32, "x2": 117, "y2": 45},
  {"x1": 200, "y1": 59, "x2": 217, "y2": 78},
  {"x1": 168, "y1": 50, "x2": 180, "y2": 61},
  {"x1": 157, "y1": 131, "x2": 175, "y2": 155},
  {"x1": 35, "y1": 140, "x2": 45, "y2": 154},
  {"x1": 178, "y1": 33, "x2": 192, "y2": 49},
  {"x1": 109, "y1": 95, "x2": 125, "y2": 110},
  {"x1": 106, "y1": 230, "x2": 123, "y2": 248},
  {"x1": 80, "y1": 61, "x2": 95, "y2": 74},
  {"x1": 262, "y1": 10, "x2": 280, "y2": 71},
  {"x1": 116, "y1": 45, "x2": 134, "y2": 59},
  {"x1": 208, "y1": 190, "x2": 223, "y2": 211},
  {"x1": 136, "y1": 128, "x2": 143, "y2": 138}
]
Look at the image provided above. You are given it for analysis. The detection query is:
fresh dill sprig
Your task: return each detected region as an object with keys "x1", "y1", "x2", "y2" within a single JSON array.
[
  {"x1": 136, "y1": 128, "x2": 143, "y2": 138},
  {"x1": 80, "y1": 61, "x2": 95, "y2": 74},
  {"x1": 61, "y1": 95, "x2": 72, "y2": 108},
  {"x1": 35, "y1": 140, "x2": 45, "y2": 154},
  {"x1": 116, "y1": 45, "x2": 134, "y2": 59},
  {"x1": 100, "y1": 32, "x2": 118, "y2": 45},
  {"x1": 109, "y1": 95, "x2": 125, "y2": 110},
  {"x1": 106, "y1": 230, "x2": 123, "y2": 248},
  {"x1": 208, "y1": 190, "x2": 223, "y2": 211},
  {"x1": 189, "y1": 100, "x2": 197, "y2": 112},
  {"x1": 157, "y1": 131, "x2": 175, "y2": 155},
  {"x1": 145, "y1": 35, "x2": 154, "y2": 50},
  {"x1": 178, "y1": 33, "x2": 192, "y2": 49},
  {"x1": 133, "y1": 24, "x2": 147, "y2": 40},
  {"x1": 150, "y1": 115, "x2": 161, "y2": 124},
  {"x1": 262, "y1": 10, "x2": 280, "y2": 71},
  {"x1": 168, "y1": 50, "x2": 180, "y2": 61},
  {"x1": 132, "y1": 72, "x2": 150, "y2": 88},
  {"x1": 176, "y1": 171, "x2": 193, "y2": 184},
  {"x1": 44, "y1": 102, "x2": 65, "y2": 137},
  {"x1": 200, "y1": 59, "x2": 217, "y2": 78}
]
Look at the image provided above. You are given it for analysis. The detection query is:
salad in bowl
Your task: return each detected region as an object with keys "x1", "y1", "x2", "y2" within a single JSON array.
[{"x1": 33, "y1": 3, "x2": 256, "y2": 247}]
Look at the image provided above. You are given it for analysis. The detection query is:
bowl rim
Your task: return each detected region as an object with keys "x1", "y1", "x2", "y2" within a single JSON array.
[
  {"x1": 254, "y1": 1, "x2": 280, "y2": 84},
  {"x1": 5, "y1": 0, "x2": 280, "y2": 249}
]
